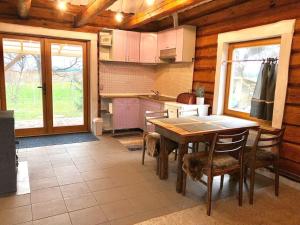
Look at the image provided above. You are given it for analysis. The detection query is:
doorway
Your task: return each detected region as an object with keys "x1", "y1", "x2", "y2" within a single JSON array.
[{"x1": 0, "y1": 35, "x2": 89, "y2": 136}]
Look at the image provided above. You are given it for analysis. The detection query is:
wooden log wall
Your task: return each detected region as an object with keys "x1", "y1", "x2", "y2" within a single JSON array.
[{"x1": 192, "y1": 0, "x2": 300, "y2": 180}]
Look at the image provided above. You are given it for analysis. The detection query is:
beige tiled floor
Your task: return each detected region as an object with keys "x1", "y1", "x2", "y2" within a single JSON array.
[
  {"x1": 0, "y1": 135, "x2": 293, "y2": 225},
  {"x1": 136, "y1": 184, "x2": 300, "y2": 225}
]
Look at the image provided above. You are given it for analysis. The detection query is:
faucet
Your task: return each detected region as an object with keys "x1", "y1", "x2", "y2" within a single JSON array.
[{"x1": 151, "y1": 90, "x2": 160, "y2": 96}]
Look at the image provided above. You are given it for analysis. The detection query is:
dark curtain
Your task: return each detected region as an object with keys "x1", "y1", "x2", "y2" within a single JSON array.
[{"x1": 250, "y1": 59, "x2": 278, "y2": 121}]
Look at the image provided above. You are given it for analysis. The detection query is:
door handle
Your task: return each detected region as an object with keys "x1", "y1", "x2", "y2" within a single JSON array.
[{"x1": 37, "y1": 85, "x2": 46, "y2": 95}]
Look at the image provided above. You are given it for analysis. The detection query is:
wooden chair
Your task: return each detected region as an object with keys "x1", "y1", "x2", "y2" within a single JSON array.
[
  {"x1": 182, "y1": 129, "x2": 249, "y2": 216},
  {"x1": 141, "y1": 110, "x2": 169, "y2": 173},
  {"x1": 245, "y1": 127, "x2": 285, "y2": 204}
]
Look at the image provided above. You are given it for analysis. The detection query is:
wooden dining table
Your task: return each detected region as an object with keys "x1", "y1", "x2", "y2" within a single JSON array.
[{"x1": 150, "y1": 115, "x2": 259, "y2": 193}]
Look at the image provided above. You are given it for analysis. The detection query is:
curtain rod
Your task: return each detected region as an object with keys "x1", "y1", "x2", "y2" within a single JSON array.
[{"x1": 223, "y1": 58, "x2": 279, "y2": 63}]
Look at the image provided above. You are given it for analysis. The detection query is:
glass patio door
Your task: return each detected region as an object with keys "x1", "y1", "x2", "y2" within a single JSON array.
[
  {"x1": 47, "y1": 39, "x2": 88, "y2": 133},
  {"x1": 0, "y1": 35, "x2": 89, "y2": 136},
  {"x1": 0, "y1": 36, "x2": 46, "y2": 136}
]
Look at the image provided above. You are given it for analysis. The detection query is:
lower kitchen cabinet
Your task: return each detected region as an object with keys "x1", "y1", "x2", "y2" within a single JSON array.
[
  {"x1": 139, "y1": 99, "x2": 164, "y2": 130},
  {"x1": 111, "y1": 97, "x2": 209, "y2": 131},
  {"x1": 113, "y1": 98, "x2": 140, "y2": 130},
  {"x1": 112, "y1": 98, "x2": 164, "y2": 131}
]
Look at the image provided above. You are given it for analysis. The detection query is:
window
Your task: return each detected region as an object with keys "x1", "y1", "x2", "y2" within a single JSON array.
[{"x1": 224, "y1": 38, "x2": 280, "y2": 120}]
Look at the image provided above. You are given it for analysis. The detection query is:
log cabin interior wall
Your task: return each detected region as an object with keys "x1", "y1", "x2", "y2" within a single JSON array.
[
  {"x1": 0, "y1": 0, "x2": 300, "y2": 180},
  {"x1": 191, "y1": 0, "x2": 300, "y2": 180}
]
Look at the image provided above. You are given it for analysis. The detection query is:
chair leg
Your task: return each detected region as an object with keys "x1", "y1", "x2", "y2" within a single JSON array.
[
  {"x1": 239, "y1": 167, "x2": 244, "y2": 206},
  {"x1": 244, "y1": 165, "x2": 248, "y2": 183},
  {"x1": 142, "y1": 138, "x2": 146, "y2": 165},
  {"x1": 220, "y1": 174, "x2": 224, "y2": 189},
  {"x1": 182, "y1": 172, "x2": 187, "y2": 196},
  {"x1": 207, "y1": 173, "x2": 213, "y2": 216},
  {"x1": 195, "y1": 143, "x2": 199, "y2": 152},
  {"x1": 156, "y1": 156, "x2": 160, "y2": 175},
  {"x1": 192, "y1": 143, "x2": 197, "y2": 152},
  {"x1": 249, "y1": 165, "x2": 256, "y2": 205},
  {"x1": 274, "y1": 160, "x2": 280, "y2": 197},
  {"x1": 174, "y1": 149, "x2": 178, "y2": 161},
  {"x1": 205, "y1": 143, "x2": 209, "y2": 152}
]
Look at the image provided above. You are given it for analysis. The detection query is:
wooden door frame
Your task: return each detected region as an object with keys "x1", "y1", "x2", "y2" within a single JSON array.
[
  {"x1": 0, "y1": 36, "x2": 6, "y2": 110},
  {"x1": 0, "y1": 34, "x2": 90, "y2": 136},
  {"x1": 0, "y1": 34, "x2": 48, "y2": 136},
  {"x1": 44, "y1": 38, "x2": 89, "y2": 135}
]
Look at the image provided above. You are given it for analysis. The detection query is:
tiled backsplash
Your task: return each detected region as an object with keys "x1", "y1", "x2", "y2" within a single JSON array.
[
  {"x1": 99, "y1": 62, "x2": 194, "y2": 97},
  {"x1": 154, "y1": 63, "x2": 194, "y2": 97},
  {"x1": 99, "y1": 62, "x2": 156, "y2": 94}
]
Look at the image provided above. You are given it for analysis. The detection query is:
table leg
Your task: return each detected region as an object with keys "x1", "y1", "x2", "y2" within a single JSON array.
[
  {"x1": 176, "y1": 143, "x2": 188, "y2": 193},
  {"x1": 159, "y1": 136, "x2": 169, "y2": 179}
]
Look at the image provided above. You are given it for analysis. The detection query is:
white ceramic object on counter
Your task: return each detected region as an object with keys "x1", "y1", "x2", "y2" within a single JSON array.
[{"x1": 196, "y1": 97, "x2": 205, "y2": 105}]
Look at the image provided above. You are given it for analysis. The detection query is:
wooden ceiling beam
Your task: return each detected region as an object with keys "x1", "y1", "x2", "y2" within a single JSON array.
[
  {"x1": 17, "y1": 0, "x2": 31, "y2": 19},
  {"x1": 122, "y1": 0, "x2": 211, "y2": 29},
  {"x1": 75, "y1": 0, "x2": 117, "y2": 27},
  {"x1": 155, "y1": 0, "x2": 248, "y2": 30}
]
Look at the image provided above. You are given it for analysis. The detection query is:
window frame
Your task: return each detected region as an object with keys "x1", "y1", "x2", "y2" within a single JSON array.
[{"x1": 224, "y1": 38, "x2": 281, "y2": 123}]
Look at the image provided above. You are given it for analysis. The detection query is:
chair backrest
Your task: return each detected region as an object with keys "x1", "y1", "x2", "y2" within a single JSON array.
[
  {"x1": 176, "y1": 92, "x2": 196, "y2": 104},
  {"x1": 177, "y1": 108, "x2": 199, "y2": 118},
  {"x1": 144, "y1": 110, "x2": 169, "y2": 132},
  {"x1": 208, "y1": 129, "x2": 249, "y2": 166},
  {"x1": 252, "y1": 127, "x2": 285, "y2": 157}
]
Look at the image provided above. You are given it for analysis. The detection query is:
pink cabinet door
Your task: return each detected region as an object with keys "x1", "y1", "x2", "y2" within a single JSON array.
[
  {"x1": 113, "y1": 98, "x2": 140, "y2": 130},
  {"x1": 125, "y1": 101, "x2": 140, "y2": 128},
  {"x1": 126, "y1": 31, "x2": 140, "y2": 63},
  {"x1": 139, "y1": 100, "x2": 146, "y2": 130},
  {"x1": 112, "y1": 30, "x2": 127, "y2": 62},
  {"x1": 113, "y1": 98, "x2": 127, "y2": 130},
  {"x1": 157, "y1": 29, "x2": 177, "y2": 51},
  {"x1": 140, "y1": 33, "x2": 157, "y2": 63},
  {"x1": 176, "y1": 28, "x2": 184, "y2": 62}
]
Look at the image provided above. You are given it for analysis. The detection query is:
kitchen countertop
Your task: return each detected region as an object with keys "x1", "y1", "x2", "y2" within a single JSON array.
[{"x1": 100, "y1": 93, "x2": 176, "y2": 103}]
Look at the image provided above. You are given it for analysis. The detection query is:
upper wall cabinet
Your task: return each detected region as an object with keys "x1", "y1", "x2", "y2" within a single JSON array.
[
  {"x1": 99, "y1": 25, "x2": 196, "y2": 64},
  {"x1": 140, "y1": 33, "x2": 158, "y2": 63},
  {"x1": 175, "y1": 26, "x2": 196, "y2": 62},
  {"x1": 126, "y1": 31, "x2": 140, "y2": 62},
  {"x1": 99, "y1": 30, "x2": 140, "y2": 62},
  {"x1": 157, "y1": 29, "x2": 177, "y2": 50},
  {"x1": 112, "y1": 30, "x2": 140, "y2": 62},
  {"x1": 111, "y1": 29, "x2": 127, "y2": 62},
  {"x1": 158, "y1": 26, "x2": 196, "y2": 63}
]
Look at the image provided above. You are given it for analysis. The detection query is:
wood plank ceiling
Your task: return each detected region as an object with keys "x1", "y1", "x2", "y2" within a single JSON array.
[
  {"x1": 0, "y1": 0, "x2": 129, "y2": 32},
  {"x1": 0, "y1": 0, "x2": 237, "y2": 33}
]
